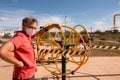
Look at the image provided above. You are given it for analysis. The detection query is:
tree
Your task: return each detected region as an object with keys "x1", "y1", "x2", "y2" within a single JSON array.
[
  {"x1": 2, "y1": 33, "x2": 11, "y2": 38},
  {"x1": 113, "y1": 29, "x2": 119, "y2": 33},
  {"x1": 99, "y1": 36, "x2": 106, "y2": 45}
]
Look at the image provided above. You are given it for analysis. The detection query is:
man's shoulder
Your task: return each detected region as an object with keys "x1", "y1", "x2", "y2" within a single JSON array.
[{"x1": 14, "y1": 31, "x2": 26, "y2": 38}]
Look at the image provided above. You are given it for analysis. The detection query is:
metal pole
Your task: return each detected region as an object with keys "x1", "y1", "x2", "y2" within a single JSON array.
[
  {"x1": 62, "y1": 45, "x2": 67, "y2": 80},
  {"x1": 64, "y1": 16, "x2": 67, "y2": 25},
  {"x1": 62, "y1": 44, "x2": 74, "y2": 80}
]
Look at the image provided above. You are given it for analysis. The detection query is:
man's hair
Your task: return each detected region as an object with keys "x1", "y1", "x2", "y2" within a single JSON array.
[{"x1": 22, "y1": 16, "x2": 38, "y2": 26}]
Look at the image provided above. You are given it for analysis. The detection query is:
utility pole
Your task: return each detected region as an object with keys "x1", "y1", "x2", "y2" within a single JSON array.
[
  {"x1": 90, "y1": 27, "x2": 92, "y2": 33},
  {"x1": 64, "y1": 16, "x2": 67, "y2": 25}
]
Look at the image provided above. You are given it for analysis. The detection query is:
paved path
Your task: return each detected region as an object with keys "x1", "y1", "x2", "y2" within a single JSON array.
[{"x1": 0, "y1": 57, "x2": 120, "y2": 80}]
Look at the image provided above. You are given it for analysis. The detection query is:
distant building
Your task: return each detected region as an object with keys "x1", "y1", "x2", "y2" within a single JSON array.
[{"x1": 0, "y1": 31, "x2": 5, "y2": 36}]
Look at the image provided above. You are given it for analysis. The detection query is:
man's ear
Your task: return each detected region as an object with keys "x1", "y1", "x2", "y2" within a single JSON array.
[
  {"x1": 23, "y1": 22, "x2": 27, "y2": 26},
  {"x1": 23, "y1": 23, "x2": 27, "y2": 28}
]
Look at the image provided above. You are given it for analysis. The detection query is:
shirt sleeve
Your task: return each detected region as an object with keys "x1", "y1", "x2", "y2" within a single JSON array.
[{"x1": 10, "y1": 35, "x2": 24, "y2": 49}]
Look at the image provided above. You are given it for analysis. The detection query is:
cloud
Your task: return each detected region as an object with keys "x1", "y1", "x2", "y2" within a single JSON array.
[
  {"x1": 0, "y1": 9, "x2": 36, "y2": 30},
  {"x1": 93, "y1": 19, "x2": 109, "y2": 31},
  {"x1": 116, "y1": 19, "x2": 120, "y2": 26},
  {"x1": 94, "y1": 21, "x2": 106, "y2": 26},
  {"x1": 38, "y1": 15, "x2": 74, "y2": 26},
  {"x1": 0, "y1": 9, "x2": 74, "y2": 30},
  {"x1": 0, "y1": 17, "x2": 10, "y2": 21},
  {"x1": 39, "y1": 16, "x2": 64, "y2": 25},
  {"x1": 0, "y1": 9, "x2": 34, "y2": 17}
]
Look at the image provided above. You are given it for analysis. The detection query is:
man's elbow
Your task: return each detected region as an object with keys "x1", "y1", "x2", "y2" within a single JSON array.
[
  {"x1": 0, "y1": 45, "x2": 7, "y2": 58},
  {"x1": 0, "y1": 47, "x2": 4, "y2": 58}
]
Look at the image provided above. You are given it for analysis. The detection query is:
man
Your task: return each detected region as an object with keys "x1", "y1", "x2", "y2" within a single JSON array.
[
  {"x1": 0, "y1": 16, "x2": 61, "y2": 80},
  {"x1": 0, "y1": 17, "x2": 38, "y2": 80}
]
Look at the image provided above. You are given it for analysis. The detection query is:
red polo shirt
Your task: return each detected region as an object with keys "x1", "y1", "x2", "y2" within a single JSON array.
[{"x1": 10, "y1": 31, "x2": 36, "y2": 79}]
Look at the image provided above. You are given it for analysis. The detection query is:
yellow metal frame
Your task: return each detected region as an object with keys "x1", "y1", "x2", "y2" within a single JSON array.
[
  {"x1": 35, "y1": 23, "x2": 92, "y2": 76},
  {"x1": 73, "y1": 24, "x2": 92, "y2": 64},
  {"x1": 112, "y1": 13, "x2": 120, "y2": 29}
]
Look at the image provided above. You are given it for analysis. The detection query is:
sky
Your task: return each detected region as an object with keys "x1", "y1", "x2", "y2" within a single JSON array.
[{"x1": 0, "y1": 0, "x2": 120, "y2": 32}]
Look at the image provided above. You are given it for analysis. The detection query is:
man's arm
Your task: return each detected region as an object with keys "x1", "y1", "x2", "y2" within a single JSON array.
[{"x1": 0, "y1": 41, "x2": 24, "y2": 67}]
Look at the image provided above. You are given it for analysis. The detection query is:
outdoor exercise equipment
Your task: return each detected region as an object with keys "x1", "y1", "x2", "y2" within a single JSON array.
[
  {"x1": 73, "y1": 24, "x2": 92, "y2": 64},
  {"x1": 35, "y1": 23, "x2": 92, "y2": 80},
  {"x1": 112, "y1": 13, "x2": 120, "y2": 29}
]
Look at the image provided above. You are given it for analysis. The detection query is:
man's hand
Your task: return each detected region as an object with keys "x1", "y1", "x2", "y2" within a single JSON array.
[
  {"x1": 16, "y1": 61, "x2": 24, "y2": 67},
  {"x1": 0, "y1": 41, "x2": 24, "y2": 68}
]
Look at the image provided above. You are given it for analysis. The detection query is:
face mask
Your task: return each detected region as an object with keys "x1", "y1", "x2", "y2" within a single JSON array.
[{"x1": 25, "y1": 28, "x2": 35, "y2": 36}]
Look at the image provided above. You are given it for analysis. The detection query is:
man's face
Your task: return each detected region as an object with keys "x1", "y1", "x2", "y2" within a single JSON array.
[{"x1": 23, "y1": 22, "x2": 37, "y2": 31}]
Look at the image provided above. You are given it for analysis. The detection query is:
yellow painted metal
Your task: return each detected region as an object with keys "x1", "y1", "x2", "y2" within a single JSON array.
[
  {"x1": 112, "y1": 13, "x2": 120, "y2": 29},
  {"x1": 35, "y1": 23, "x2": 92, "y2": 76},
  {"x1": 73, "y1": 24, "x2": 92, "y2": 64}
]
